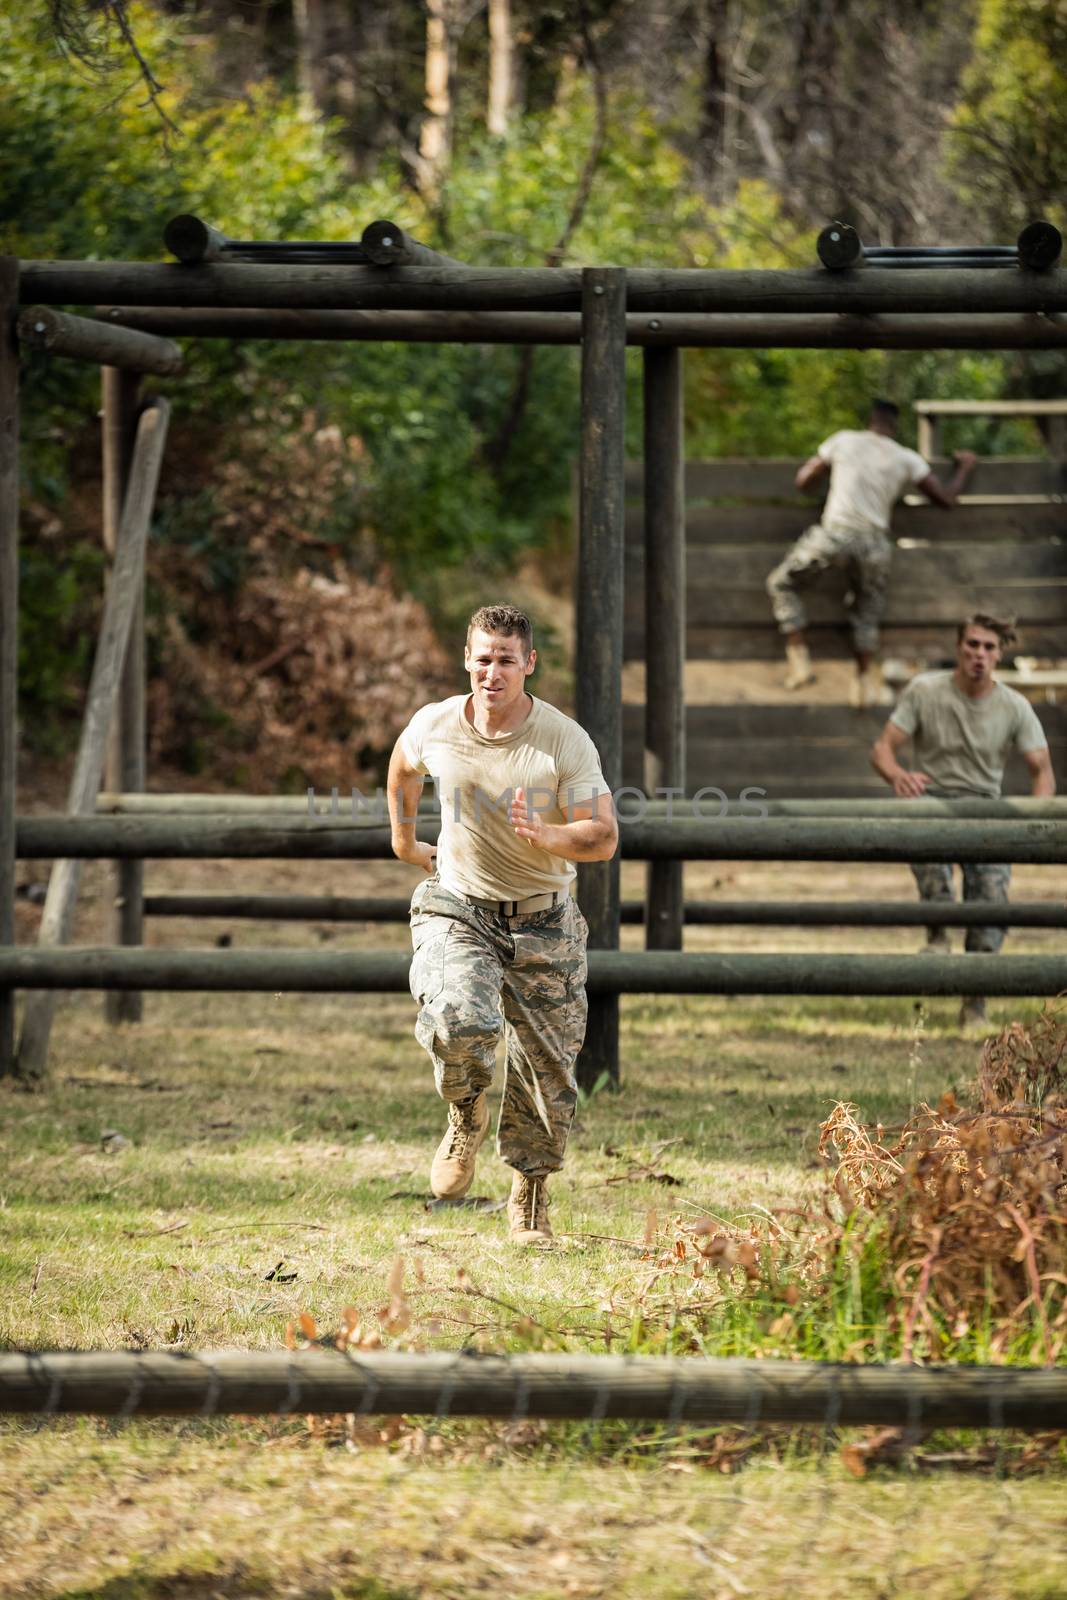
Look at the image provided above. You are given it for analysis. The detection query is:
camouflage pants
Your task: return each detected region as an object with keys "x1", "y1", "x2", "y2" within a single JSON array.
[
  {"x1": 408, "y1": 876, "x2": 588, "y2": 1176},
  {"x1": 766, "y1": 522, "x2": 892, "y2": 654},
  {"x1": 910, "y1": 861, "x2": 1012, "y2": 954}
]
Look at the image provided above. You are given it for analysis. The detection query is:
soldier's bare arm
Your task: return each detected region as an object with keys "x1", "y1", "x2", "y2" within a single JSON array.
[
  {"x1": 1023, "y1": 745, "x2": 1056, "y2": 797},
  {"x1": 387, "y1": 739, "x2": 437, "y2": 872},
  {"x1": 916, "y1": 449, "x2": 977, "y2": 509},
  {"x1": 794, "y1": 454, "x2": 829, "y2": 493},
  {"x1": 509, "y1": 787, "x2": 618, "y2": 862},
  {"x1": 870, "y1": 721, "x2": 931, "y2": 798}
]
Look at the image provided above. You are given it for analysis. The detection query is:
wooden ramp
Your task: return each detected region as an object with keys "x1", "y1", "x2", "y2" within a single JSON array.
[
  {"x1": 622, "y1": 703, "x2": 1067, "y2": 801},
  {"x1": 624, "y1": 454, "x2": 1067, "y2": 798},
  {"x1": 624, "y1": 458, "x2": 1067, "y2": 662}
]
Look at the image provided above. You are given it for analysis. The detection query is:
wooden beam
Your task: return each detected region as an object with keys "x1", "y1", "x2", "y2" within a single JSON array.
[
  {"x1": 140, "y1": 892, "x2": 1067, "y2": 928},
  {"x1": 1, "y1": 946, "x2": 1064, "y2": 998},
  {"x1": 359, "y1": 220, "x2": 465, "y2": 269},
  {"x1": 0, "y1": 259, "x2": 17, "y2": 1074},
  {"x1": 13, "y1": 815, "x2": 1067, "y2": 863},
  {"x1": 915, "y1": 398, "x2": 1067, "y2": 415},
  {"x1": 642, "y1": 346, "x2": 685, "y2": 951},
  {"x1": 15, "y1": 401, "x2": 170, "y2": 1082},
  {"x1": 19, "y1": 262, "x2": 1067, "y2": 315},
  {"x1": 98, "y1": 789, "x2": 1067, "y2": 818},
  {"x1": 102, "y1": 369, "x2": 145, "y2": 1026},
  {"x1": 16, "y1": 307, "x2": 181, "y2": 375},
  {"x1": 576, "y1": 267, "x2": 627, "y2": 1090},
  {"x1": 1, "y1": 1349, "x2": 1064, "y2": 1429},
  {"x1": 100, "y1": 307, "x2": 1067, "y2": 349}
]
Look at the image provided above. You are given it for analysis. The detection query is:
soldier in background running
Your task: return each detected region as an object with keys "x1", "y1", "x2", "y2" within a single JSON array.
[
  {"x1": 766, "y1": 400, "x2": 976, "y2": 706},
  {"x1": 869, "y1": 613, "x2": 1055, "y2": 1028}
]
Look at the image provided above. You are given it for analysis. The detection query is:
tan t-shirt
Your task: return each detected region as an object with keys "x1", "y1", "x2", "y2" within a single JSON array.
[
  {"x1": 400, "y1": 694, "x2": 608, "y2": 899},
  {"x1": 890, "y1": 670, "x2": 1048, "y2": 797},
  {"x1": 818, "y1": 429, "x2": 930, "y2": 536}
]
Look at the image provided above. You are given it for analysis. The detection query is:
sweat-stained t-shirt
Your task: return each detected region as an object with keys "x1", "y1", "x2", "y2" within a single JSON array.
[
  {"x1": 399, "y1": 694, "x2": 608, "y2": 900},
  {"x1": 890, "y1": 670, "x2": 1049, "y2": 797},
  {"x1": 817, "y1": 429, "x2": 930, "y2": 537}
]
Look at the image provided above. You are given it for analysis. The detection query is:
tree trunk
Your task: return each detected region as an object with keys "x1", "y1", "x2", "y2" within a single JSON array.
[
  {"x1": 418, "y1": 0, "x2": 457, "y2": 195},
  {"x1": 487, "y1": 0, "x2": 514, "y2": 135},
  {"x1": 292, "y1": 0, "x2": 393, "y2": 173}
]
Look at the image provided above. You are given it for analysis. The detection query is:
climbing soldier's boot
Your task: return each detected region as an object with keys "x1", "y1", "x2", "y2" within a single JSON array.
[
  {"x1": 430, "y1": 1092, "x2": 490, "y2": 1199},
  {"x1": 849, "y1": 663, "x2": 894, "y2": 710},
  {"x1": 783, "y1": 642, "x2": 816, "y2": 691},
  {"x1": 507, "y1": 1172, "x2": 553, "y2": 1245}
]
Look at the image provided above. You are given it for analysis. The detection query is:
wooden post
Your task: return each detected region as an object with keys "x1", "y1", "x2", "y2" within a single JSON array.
[
  {"x1": 916, "y1": 409, "x2": 940, "y2": 461},
  {"x1": 102, "y1": 368, "x2": 144, "y2": 1025},
  {"x1": 16, "y1": 401, "x2": 169, "y2": 1081},
  {"x1": 0, "y1": 259, "x2": 18, "y2": 1075},
  {"x1": 642, "y1": 346, "x2": 686, "y2": 950},
  {"x1": 576, "y1": 268, "x2": 626, "y2": 1090}
]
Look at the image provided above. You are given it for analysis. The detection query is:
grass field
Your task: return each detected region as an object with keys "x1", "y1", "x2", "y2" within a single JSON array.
[{"x1": 2, "y1": 850, "x2": 1066, "y2": 1598}]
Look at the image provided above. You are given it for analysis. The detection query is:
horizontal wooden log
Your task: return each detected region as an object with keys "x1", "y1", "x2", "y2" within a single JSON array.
[
  {"x1": 20, "y1": 262, "x2": 1067, "y2": 315},
  {"x1": 623, "y1": 457, "x2": 1067, "y2": 499},
  {"x1": 16, "y1": 308, "x2": 182, "y2": 375},
  {"x1": 163, "y1": 215, "x2": 231, "y2": 264},
  {"x1": 100, "y1": 306, "x2": 1067, "y2": 349},
  {"x1": 1, "y1": 946, "x2": 1065, "y2": 997},
  {"x1": 15, "y1": 815, "x2": 1067, "y2": 862},
  {"x1": 140, "y1": 892, "x2": 1067, "y2": 928},
  {"x1": 100, "y1": 790, "x2": 1067, "y2": 819},
  {"x1": 620, "y1": 819, "x2": 1067, "y2": 863},
  {"x1": 917, "y1": 398, "x2": 1067, "y2": 416},
  {"x1": 360, "y1": 221, "x2": 464, "y2": 269},
  {"x1": 625, "y1": 503, "x2": 1067, "y2": 545},
  {"x1": 3, "y1": 1349, "x2": 1064, "y2": 1428}
]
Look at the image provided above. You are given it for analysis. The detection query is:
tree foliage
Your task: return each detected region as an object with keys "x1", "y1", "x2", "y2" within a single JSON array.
[{"x1": 7, "y1": 0, "x2": 1066, "y2": 765}]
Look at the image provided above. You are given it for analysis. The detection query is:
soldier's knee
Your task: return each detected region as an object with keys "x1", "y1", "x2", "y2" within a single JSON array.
[{"x1": 419, "y1": 997, "x2": 499, "y2": 1063}]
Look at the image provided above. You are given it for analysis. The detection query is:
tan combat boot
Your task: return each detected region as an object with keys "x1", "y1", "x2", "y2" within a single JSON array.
[
  {"x1": 507, "y1": 1172, "x2": 553, "y2": 1245},
  {"x1": 430, "y1": 1092, "x2": 489, "y2": 1199},
  {"x1": 783, "y1": 642, "x2": 815, "y2": 690},
  {"x1": 849, "y1": 664, "x2": 894, "y2": 710}
]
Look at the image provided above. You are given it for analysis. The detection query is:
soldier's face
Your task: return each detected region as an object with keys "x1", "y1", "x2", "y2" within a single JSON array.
[
  {"x1": 464, "y1": 629, "x2": 536, "y2": 711},
  {"x1": 956, "y1": 625, "x2": 1002, "y2": 684}
]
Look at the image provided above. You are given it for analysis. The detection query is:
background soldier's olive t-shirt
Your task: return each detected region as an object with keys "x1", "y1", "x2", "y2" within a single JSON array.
[
  {"x1": 400, "y1": 694, "x2": 608, "y2": 899},
  {"x1": 817, "y1": 429, "x2": 930, "y2": 536},
  {"x1": 890, "y1": 670, "x2": 1048, "y2": 796}
]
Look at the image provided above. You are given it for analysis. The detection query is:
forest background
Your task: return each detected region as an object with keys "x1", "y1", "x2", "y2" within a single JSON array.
[{"x1": 3, "y1": 0, "x2": 1067, "y2": 788}]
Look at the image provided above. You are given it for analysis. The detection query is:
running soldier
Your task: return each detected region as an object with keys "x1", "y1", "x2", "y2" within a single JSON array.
[
  {"x1": 869, "y1": 614, "x2": 1055, "y2": 1027},
  {"x1": 766, "y1": 400, "x2": 977, "y2": 706},
  {"x1": 387, "y1": 605, "x2": 618, "y2": 1245}
]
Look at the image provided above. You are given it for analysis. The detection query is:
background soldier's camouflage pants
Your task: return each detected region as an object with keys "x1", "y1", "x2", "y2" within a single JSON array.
[
  {"x1": 910, "y1": 860, "x2": 1012, "y2": 953},
  {"x1": 408, "y1": 877, "x2": 588, "y2": 1176},
  {"x1": 766, "y1": 522, "x2": 892, "y2": 654}
]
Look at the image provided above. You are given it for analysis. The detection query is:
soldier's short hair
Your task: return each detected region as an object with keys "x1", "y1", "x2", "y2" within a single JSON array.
[
  {"x1": 957, "y1": 612, "x2": 1017, "y2": 649},
  {"x1": 869, "y1": 398, "x2": 900, "y2": 426},
  {"x1": 466, "y1": 605, "x2": 534, "y2": 658}
]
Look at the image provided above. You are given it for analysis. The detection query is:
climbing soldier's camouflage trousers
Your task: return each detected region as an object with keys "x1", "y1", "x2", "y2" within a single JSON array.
[
  {"x1": 766, "y1": 522, "x2": 892, "y2": 655},
  {"x1": 408, "y1": 876, "x2": 588, "y2": 1176},
  {"x1": 911, "y1": 860, "x2": 1012, "y2": 954}
]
